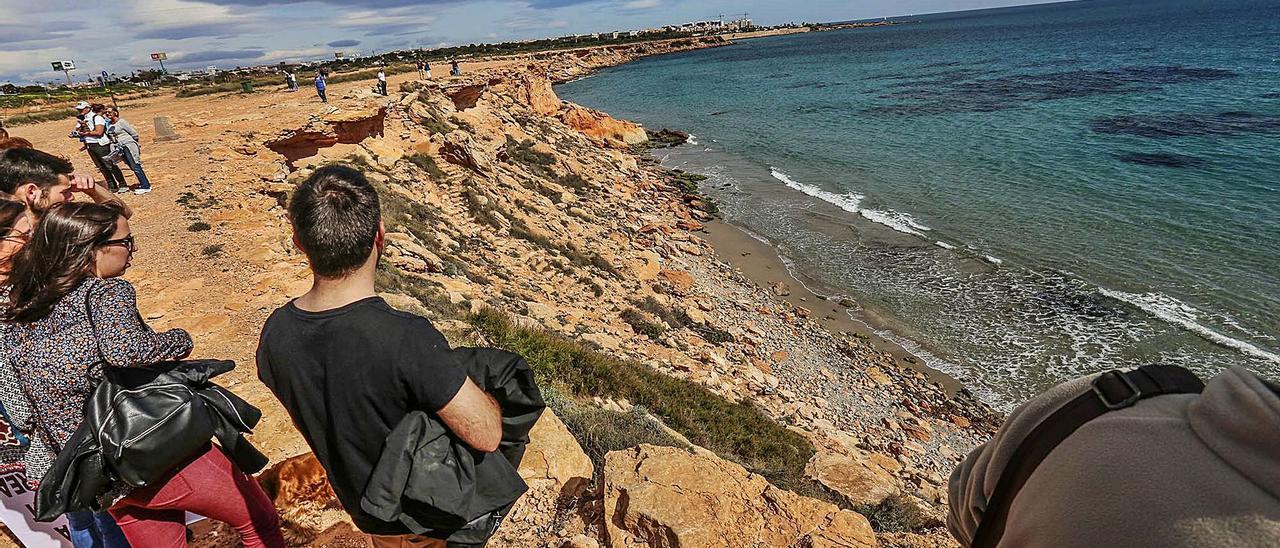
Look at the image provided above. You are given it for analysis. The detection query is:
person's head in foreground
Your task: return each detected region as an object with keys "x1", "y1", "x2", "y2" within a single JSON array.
[
  {"x1": 74, "y1": 101, "x2": 91, "y2": 117},
  {"x1": 3, "y1": 202, "x2": 132, "y2": 323},
  {"x1": 288, "y1": 164, "x2": 384, "y2": 280},
  {"x1": 948, "y1": 364, "x2": 1280, "y2": 547},
  {"x1": 0, "y1": 147, "x2": 77, "y2": 216}
]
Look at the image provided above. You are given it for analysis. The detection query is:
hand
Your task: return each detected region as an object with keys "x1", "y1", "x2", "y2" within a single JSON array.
[{"x1": 68, "y1": 173, "x2": 98, "y2": 193}]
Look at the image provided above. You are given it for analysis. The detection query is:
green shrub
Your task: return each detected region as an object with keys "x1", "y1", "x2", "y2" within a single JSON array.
[
  {"x1": 856, "y1": 494, "x2": 931, "y2": 533},
  {"x1": 466, "y1": 308, "x2": 827, "y2": 500},
  {"x1": 405, "y1": 152, "x2": 447, "y2": 181},
  {"x1": 621, "y1": 308, "x2": 665, "y2": 339},
  {"x1": 201, "y1": 244, "x2": 223, "y2": 257},
  {"x1": 187, "y1": 221, "x2": 211, "y2": 232}
]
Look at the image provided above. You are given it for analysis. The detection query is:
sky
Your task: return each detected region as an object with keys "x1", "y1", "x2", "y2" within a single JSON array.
[{"x1": 1, "y1": 0, "x2": 1065, "y2": 85}]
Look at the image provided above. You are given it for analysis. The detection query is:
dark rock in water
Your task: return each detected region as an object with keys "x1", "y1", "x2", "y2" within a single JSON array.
[
  {"x1": 1092, "y1": 111, "x2": 1280, "y2": 138},
  {"x1": 646, "y1": 128, "x2": 689, "y2": 148},
  {"x1": 1261, "y1": 92, "x2": 1280, "y2": 99},
  {"x1": 709, "y1": 111, "x2": 729, "y2": 116},
  {"x1": 1113, "y1": 152, "x2": 1208, "y2": 168}
]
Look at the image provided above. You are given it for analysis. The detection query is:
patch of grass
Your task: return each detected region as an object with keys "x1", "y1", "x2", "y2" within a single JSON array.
[
  {"x1": 405, "y1": 152, "x2": 448, "y2": 181},
  {"x1": 502, "y1": 137, "x2": 557, "y2": 179},
  {"x1": 856, "y1": 494, "x2": 931, "y2": 533},
  {"x1": 176, "y1": 192, "x2": 218, "y2": 209},
  {"x1": 448, "y1": 116, "x2": 475, "y2": 133},
  {"x1": 375, "y1": 265, "x2": 465, "y2": 321},
  {"x1": 557, "y1": 173, "x2": 588, "y2": 192},
  {"x1": 201, "y1": 244, "x2": 223, "y2": 257},
  {"x1": 467, "y1": 308, "x2": 827, "y2": 500},
  {"x1": 545, "y1": 389, "x2": 684, "y2": 473},
  {"x1": 465, "y1": 189, "x2": 620, "y2": 280},
  {"x1": 420, "y1": 118, "x2": 455, "y2": 135},
  {"x1": 175, "y1": 82, "x2": 247, "y2": 98},
  {"x1": 1, "y1": 109, "x2": 74, "y2": 127},
  {"x1": 634, "y1": 296, "x2": 734, "y2": 344},
  {"x1": 620, "y1": 308, "x2": 666, "y2": 339},
  {"x1": 187, "y1": 221, "x2": 211, "y2": 232}
]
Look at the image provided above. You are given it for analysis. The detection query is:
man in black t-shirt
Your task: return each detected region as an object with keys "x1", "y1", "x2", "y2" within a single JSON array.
[{"x1": 256, "y1": 165, "x2": 501, "y2": 547}]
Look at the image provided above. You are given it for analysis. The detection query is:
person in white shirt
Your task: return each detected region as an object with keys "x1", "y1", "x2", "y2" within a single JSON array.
[
  {"x1": 70, "y1": 102, "x2": 127, "y2": 193},
  {"x1": 376, "y1": 67, "x2": 388, "y2": 96}
]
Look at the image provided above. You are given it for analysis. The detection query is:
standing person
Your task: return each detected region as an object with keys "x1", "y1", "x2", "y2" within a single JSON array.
[
  {"x1": 70, "y1": 103, "x2": 126, "y2": 193},
  {"x1": 416, "y1": 60, "x2": 425, "y2": 80},
  {"x1": 104, "y1": 109, "x2": 150, "y2": 195},
  {"x1": 256, "y1": 165, "x2": 502, "y2": 547},
  {"x1": 1, "y1": 202, "x2": 286, "y2": 547},
  {"x1": 450, "y1": 59, "x2": 461, "y2": 77},
  {"x1": 315, "y1": 70, "x2": 328, "y2": 103},
  {"x1": 376, "y1": 67, "x2": 388, "y2": 96},
  {"x1": 288, "y1": 71, "x2": 298, "y2": 91},
  {"x1": 423, "y1": 59, "x2": 432, "y2": 80}
]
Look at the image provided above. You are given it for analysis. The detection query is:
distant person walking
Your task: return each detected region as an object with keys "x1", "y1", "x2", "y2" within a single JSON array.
[
  {"x1": 288, "y1": 71, "x2": 298, "y2": 91},
  {"x1": 416, "y1": 60, "x2": 425, "y2": 80},
  {"x1": 315, "y1": 70, "x2": 328, "y2": 103},
  {"x1": 450, "y1": 59, "x2": 461, "y2": 77},
  {"x1": 376, "y1": 67, "x2": 387, "y2": 96},
  {"x1": 423, "y1": 60, "x2": 432, "y2": 80},
  {"x1": 71, "y1": 102, "x2": 127, "y2": 193},
  {"x1": 104, "y1": 108, "x2": 150, "y2": 195}
]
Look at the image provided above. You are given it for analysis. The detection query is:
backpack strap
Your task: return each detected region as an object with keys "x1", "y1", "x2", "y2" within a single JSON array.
[{"x1": 971, "y1": 364, "x2": 1204, "y2": 547}]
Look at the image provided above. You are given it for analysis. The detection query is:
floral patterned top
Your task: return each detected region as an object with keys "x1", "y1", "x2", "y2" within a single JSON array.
[{"x1": 2, "y1": 277, "x2": 193, "y2": 481}]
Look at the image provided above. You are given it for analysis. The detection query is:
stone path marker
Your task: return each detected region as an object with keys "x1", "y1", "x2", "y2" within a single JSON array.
[{"x1": 154, "y1": 116, "x2": 180, "y2": 141}]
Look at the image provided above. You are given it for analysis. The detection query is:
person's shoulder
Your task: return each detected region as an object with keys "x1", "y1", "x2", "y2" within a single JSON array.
[{"x1": 92, "y1": 277, "x2": 136, "y2": 297}]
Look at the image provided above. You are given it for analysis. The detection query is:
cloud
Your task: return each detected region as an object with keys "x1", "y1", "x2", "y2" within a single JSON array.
[
  {"x1": 0, "y1": 21, "x2": 87, "y2": 49},
  {"x1": 622, "y1": 0, "x2": 660, "y2": 8},
  {"x1": 327, "y1": 39, "x2": 361, "y2": 47},
  {"x1": 171, "y1": 49, "x2": 267, "y2": 64}
]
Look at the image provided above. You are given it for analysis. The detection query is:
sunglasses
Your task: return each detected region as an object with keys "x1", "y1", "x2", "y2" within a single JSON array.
[{"x1": 101, "y1": 234, "x2": 136, "y2": 253}]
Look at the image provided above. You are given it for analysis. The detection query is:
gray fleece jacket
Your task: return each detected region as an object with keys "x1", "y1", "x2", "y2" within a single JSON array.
[{"x1": 949, "y1": 366, "x2": 1280, "y2": 547}]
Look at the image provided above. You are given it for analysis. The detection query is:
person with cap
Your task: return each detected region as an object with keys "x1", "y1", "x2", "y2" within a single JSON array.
[{"x1": 69, "y1": 102, "x2": 127, "y2": 193}]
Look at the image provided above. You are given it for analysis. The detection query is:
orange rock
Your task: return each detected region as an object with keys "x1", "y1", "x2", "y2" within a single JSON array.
[{"x1": 658, "y1": 269, "x2": 695, "y2": 294}]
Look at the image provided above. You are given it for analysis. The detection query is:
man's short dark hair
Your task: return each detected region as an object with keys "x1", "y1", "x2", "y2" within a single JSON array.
[
  {"x1": 0, "y1": 148, "x2": 73, "y2": 195},
  {"x1": 289, "y1": 165, "x2": 381, "y2": 278}
]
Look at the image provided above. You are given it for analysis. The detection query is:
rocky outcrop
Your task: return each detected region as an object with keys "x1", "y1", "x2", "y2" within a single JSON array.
[
  {"x1": 264, "y1": 103, "x2": 387, "y2": 168},
  {"x1": 602, "y1": 445, "x2": 877, "y2": 547},
  {"x1": 560, "y1": 104, "x2": 647, "y2": 148}
]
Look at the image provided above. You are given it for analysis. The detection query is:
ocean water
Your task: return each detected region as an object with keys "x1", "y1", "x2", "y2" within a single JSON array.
[{"x1": 556, "y1": 0, "x2": 1280, "y2": 407}]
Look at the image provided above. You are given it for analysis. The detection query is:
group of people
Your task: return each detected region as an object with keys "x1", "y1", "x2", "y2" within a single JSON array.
[
  {"x1": 304, "y1": 58, "x2": 465, "y2": 104},
  {"x1": 68, "y1": 102, "x2": 151, "y2": 196},
  {"x1": 0, "y1": 137, "x2": 505, "y2": 547}
]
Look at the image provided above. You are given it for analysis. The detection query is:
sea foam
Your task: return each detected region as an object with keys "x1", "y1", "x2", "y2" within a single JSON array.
[
  {"x1": 769, "y1": 168, "x2": 932, "y2": 237},
  {"x1": 1099, "y1": 288, "x2": 1280, "y2": 364}
]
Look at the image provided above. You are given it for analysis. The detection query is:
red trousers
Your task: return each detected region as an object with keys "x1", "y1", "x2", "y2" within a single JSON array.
[{"x1": 109, "y1": 444, "x2": 285, "y2": 547}]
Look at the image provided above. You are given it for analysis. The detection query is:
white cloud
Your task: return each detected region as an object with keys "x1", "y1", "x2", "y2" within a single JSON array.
[{"x1": 623, "y1": 0, "x2": 661, "y2": 9}]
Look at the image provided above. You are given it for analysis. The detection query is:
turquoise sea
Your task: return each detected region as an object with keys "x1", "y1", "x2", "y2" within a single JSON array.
[{"x1": 557, "y1": 0, "x2": 1280, "y2": 406}]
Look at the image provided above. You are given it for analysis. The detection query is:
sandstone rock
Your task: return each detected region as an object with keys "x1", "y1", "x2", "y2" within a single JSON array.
[
  {"x1": 658, "y1": 269, "x2": 695, "y2": 294},
  {"x1": 806, "y1": 449, "x2": 900, "y2": 507},
  {"x1": 603, "y1": 444, "x2": 876, "y2": 548},
  {"x1": 560, "y1": 104, "x2": 647, "y2": 147},
  {"x1": 492, "y1": 410, "x2": 594, "y2": 546}
]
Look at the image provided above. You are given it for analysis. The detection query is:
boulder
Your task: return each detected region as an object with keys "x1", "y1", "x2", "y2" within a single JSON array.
[
  {"x1": 805, "y1": 449, "x2": 900, "y2": 507},
  {"x1": 658, "y1": 269, "x2": 695, "y2": 294},
  {"x1": 492, "y1": 410, "x2": 594, "y2": 546},
  {"x1": 603, "y1": 444, "x2": 877, "y2": 548}
]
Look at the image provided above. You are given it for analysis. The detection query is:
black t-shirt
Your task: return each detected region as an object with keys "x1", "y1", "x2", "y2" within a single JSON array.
[{"x1": 256, "y1": 297, "x2": 467, "y2": 534}]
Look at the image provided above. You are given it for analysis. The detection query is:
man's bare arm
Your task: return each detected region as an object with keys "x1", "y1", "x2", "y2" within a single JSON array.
[
  {"x1": 436, "y1": 377, "x2": 502, "y2": 452},
  {"x1": 69, "y1": 173, "x2": 133, "y2": 218}
]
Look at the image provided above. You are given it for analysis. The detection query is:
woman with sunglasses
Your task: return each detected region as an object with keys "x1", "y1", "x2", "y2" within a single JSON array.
[{"x1": 0, "y1": 203, "x2": 284, "y2": 547}]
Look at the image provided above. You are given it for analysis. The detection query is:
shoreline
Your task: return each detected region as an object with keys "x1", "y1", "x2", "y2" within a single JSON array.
[{"x1": 698, "y1": 217, "x2": 968, "y2": 395}]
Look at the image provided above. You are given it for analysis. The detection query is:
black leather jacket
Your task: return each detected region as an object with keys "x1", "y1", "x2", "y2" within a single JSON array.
[
  {"x1": 35, "y1": 359, "x2": 266, "y2": 521},
  {"x1": 360, "y1": 347, "x2": 545, "y2": 543}
]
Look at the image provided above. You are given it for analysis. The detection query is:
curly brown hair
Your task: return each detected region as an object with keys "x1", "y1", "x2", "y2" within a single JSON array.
[{"x1": 2, "y1": 201, "x2": 123, "y2": 324}]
